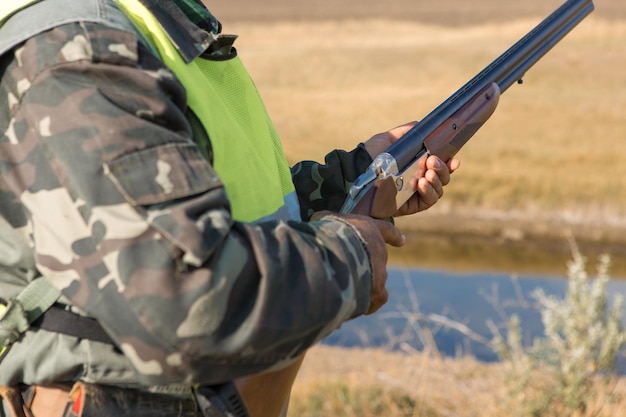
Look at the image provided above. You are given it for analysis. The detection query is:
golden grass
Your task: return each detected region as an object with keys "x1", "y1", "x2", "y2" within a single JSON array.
[
  {"x1": 228, "y1": 17, "x2": 626, "y2": 220},
  {"x1": 290, "y1": 345, "x2": 626, "y2": 417}
]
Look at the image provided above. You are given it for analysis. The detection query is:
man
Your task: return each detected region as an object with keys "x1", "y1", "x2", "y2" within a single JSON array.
[{"x1": 0, "y1": 0, "x2": 458, "y2": 416}]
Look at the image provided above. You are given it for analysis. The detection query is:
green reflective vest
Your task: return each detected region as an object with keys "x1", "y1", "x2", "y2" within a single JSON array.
[{"x1": 115, "y1": 0, "x2": 299, "y2": 223}]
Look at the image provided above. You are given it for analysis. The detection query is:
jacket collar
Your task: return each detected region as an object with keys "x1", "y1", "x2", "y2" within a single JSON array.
[{"x1": 137, "y1": 0, "x2": 221, "y2": 63}]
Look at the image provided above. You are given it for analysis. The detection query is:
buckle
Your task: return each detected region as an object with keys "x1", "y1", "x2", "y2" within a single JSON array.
[{"x1": 0, "y1": 299, "x2": 28, "y2": 347}]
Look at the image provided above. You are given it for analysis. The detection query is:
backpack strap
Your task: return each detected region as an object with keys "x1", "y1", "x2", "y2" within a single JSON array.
[
  {"x1": 0, "y1": 278, "x2": 116, "y2": 356},
  {"x1": 32, "y1": 304, "x2": 115, "y2": 346}
]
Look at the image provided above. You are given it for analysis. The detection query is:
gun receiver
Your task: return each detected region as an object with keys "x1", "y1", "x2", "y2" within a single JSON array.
[{"x1": 341, "y1": 0, "x2": 594, "y2": 218}]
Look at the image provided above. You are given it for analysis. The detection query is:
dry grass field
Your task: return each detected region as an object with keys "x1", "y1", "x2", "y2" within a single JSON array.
[
  {"x1": 207, "y1": 0, "x2": 626, "y2": 264},
  {"x1": 204, "y1": 1, "x2": 626, "y2": 415},
  {"x1": 209, "y1": 0, "x2": 625, "y2": 25},
  {"x1": 290, "y1": 344, "x2": 626, "y2": 417}
]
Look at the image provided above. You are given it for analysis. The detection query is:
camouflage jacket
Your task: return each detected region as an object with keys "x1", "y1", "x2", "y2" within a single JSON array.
[{"x1": 0, "y1": 0, "x2": 375, "y2": 387}]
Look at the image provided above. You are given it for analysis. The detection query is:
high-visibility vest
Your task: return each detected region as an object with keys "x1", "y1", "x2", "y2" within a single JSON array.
[{"x1": 112, "y1": 0, "x2": 300, "y2": 223}]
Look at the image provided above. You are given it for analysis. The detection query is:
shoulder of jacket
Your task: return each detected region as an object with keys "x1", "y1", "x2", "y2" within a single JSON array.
[{"x1": 0, "y1": 0, "x2": 136, "y2": 58}]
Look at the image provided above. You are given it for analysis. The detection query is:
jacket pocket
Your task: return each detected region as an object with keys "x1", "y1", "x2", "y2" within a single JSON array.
[{"x1": 104, "y1": 142, "x2": 222, "y2": 206}]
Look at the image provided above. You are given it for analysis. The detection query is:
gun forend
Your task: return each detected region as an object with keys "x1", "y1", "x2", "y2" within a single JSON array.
[
  {"x1": 394, "y1": 82, "x2": 501, "y2": 214},
  {"x1": 341, "y1": 83, "x2": 500, "y2": 218}
]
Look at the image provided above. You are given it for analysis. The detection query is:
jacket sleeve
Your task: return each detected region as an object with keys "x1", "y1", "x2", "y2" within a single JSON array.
[{"x1": 0, "y1": 22, "x2": 373, "y2": 385}]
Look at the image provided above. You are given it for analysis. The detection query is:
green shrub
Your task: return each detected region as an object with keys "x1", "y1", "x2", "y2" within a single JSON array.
[{"x1": 491, "y1": 253, "x2": 626, "y2": 416}]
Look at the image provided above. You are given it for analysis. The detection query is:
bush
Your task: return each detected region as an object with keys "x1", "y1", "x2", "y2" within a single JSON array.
[{"x1": 491, "y1": 253, "x2": 626, "y2": 416}]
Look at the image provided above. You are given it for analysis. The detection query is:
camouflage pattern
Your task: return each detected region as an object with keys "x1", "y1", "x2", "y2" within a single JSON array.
[{"x1": 0, "y1": 0, "x2": 375, "y2": 388}]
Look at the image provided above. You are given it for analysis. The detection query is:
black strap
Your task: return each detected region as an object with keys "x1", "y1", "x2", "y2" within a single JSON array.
[
  {"x1": 196, "y1": 383, "x2": 250, "y2": 417},
  {"x1": 30, "y1": 304, "x2": 115, "y2": 346}
]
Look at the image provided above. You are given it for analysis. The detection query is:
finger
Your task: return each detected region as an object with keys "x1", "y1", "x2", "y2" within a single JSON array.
[
  {"x1": 388, "y1": 121, "x2": 418, "y2": 142},
  {"x1": 426, "y1": 155, "x2": 451, "y2": 186},
  {"x1": 417, "y1": 177, "x2": 440, "y2": 208},
  {"x1": 448, "y1": 157, "x2": 461, "y2": 173},
  {"x1": 424, "y1": 168, "x2": 444, "y2": 197},
  {"x1": 373, "y1": 218, "x2": 405, "y2": 247}
]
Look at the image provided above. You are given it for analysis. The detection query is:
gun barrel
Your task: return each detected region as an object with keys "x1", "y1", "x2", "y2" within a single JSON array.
[{"x1": 387, "y1": 0, "x2": 594, "y2": 169}]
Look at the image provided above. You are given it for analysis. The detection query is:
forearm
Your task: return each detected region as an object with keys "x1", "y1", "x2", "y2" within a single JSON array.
[{"x1": 82, "y1": 205, "x2": 372, "y2": 385}]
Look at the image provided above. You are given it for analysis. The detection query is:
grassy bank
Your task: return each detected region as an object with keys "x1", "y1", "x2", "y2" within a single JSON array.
[
  {"x1": 291, "y1": 253, "x2": 626, "y2": 416},
  {"x1": 291, "y1": 344, "x2": 626, "y2": 417}
]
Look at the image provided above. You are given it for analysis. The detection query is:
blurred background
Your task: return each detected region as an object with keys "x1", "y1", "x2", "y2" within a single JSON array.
[
  {"x1": 203, "y1": 1, "x2": 626, "y2": 415},
  {"x1": 207, "y1": 0, "x2": 626, "y2": 275}
]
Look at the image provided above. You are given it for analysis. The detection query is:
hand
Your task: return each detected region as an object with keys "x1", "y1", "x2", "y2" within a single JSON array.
[
  {"x1": 363, "y1": 121, "x2": 417, "y2": 157},
  {"x1": 312, "y1": 211, "x2": 405, "y2": 315},
  {"x1": 395, "y1": 154, "x2": 460, "y2": 216},
  {"x1": 363, "y1": 122, "x2": 460, "y2": 216}
]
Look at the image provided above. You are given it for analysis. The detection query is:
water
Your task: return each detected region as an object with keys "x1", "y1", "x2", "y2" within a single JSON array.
[{"x1": 322, "y1": 266, "x2": 626, "y2": 370}]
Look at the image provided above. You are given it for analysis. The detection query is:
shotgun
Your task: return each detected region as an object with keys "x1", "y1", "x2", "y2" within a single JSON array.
[{"x1": 340, "y1": 0, "x2": 594, "y2": 218}]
